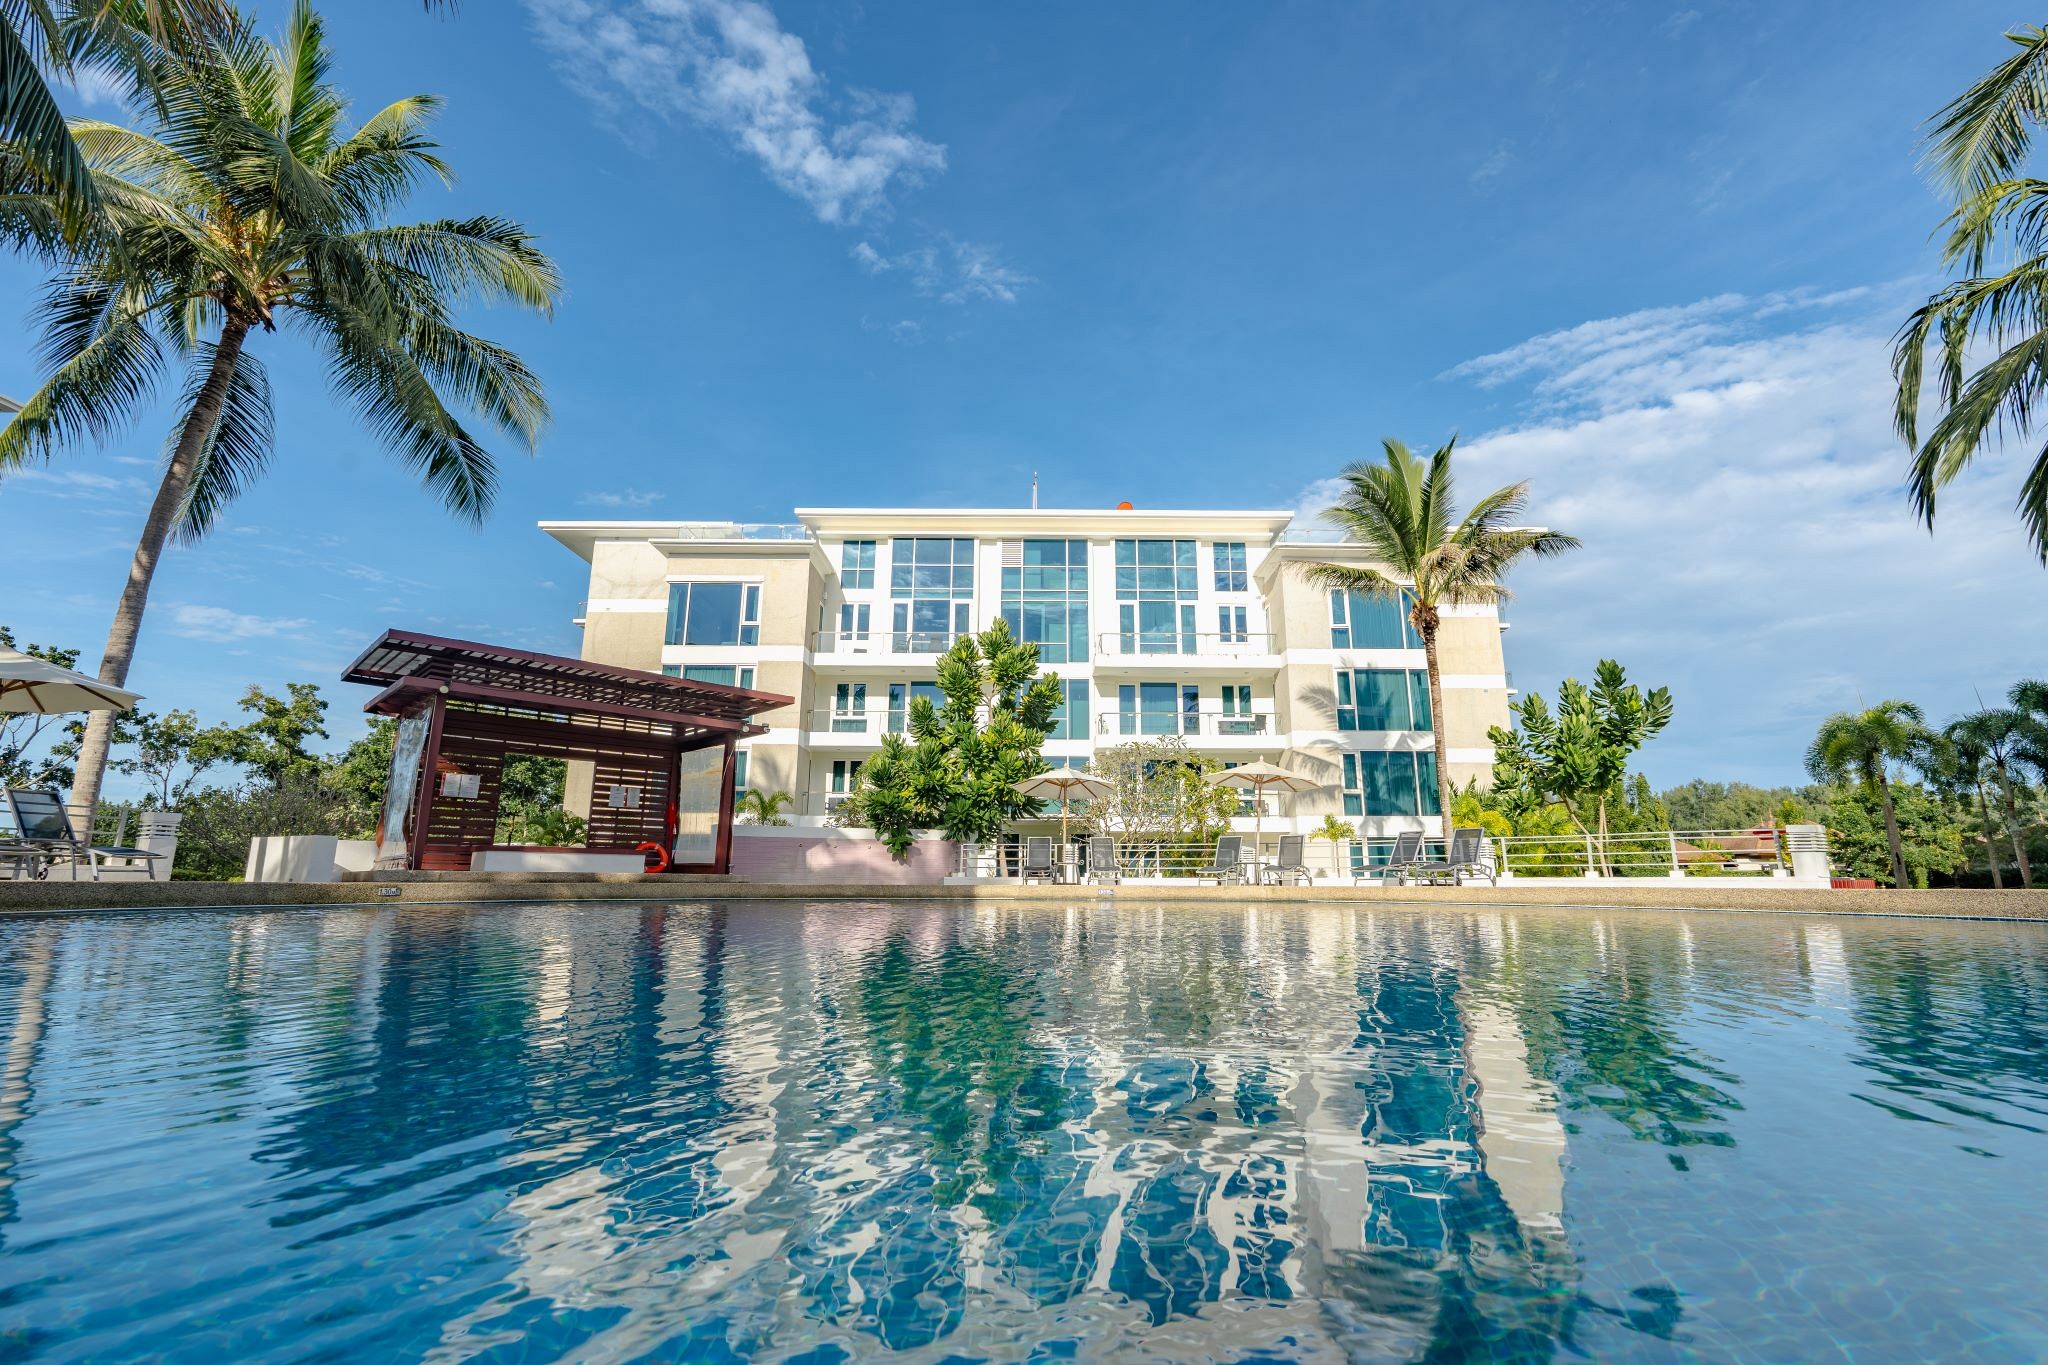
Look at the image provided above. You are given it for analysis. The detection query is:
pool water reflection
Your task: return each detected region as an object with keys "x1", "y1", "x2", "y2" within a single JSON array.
[{"x1": 0, "y1": 902, "x2": 2044, "y2": 1361}]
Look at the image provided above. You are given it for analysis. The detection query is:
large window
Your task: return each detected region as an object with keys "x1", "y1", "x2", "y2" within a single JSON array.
[
  {"x1": 1114, "y1": 539, "x2": 1197, "y2": 654},
  {"x1": 666, "y1": 582, "x2": 760, "y2": 646},
  {"x1": 1335, "y1": 669, "x2": 1432, "y2": 731},
  {"x1": 1340, "y1": 751, "x2": 1442, "y2": 817},
  {"x1": 1213, "y1": 541, "x2": 1247, "y2": 592},
  {"x1": 1329, "y1": 588, "x2": 1421, "y2": 649},
  {"x1": 1002, "y1": 538, "x2": 1089, "y2": 664},
  {"x1": 1217, "y1": 605, "x2": 1248, "y2": 644},
  {"x1": 662, "y1": 664, "x2": 757, "y2": 690},
  {"x1": 891, "y1": 537, "x2": 975, "y2": 651},
  {"x1": 830, "y1": 682, "x2": 868, "y2": 731},
  {"x1": 1049, "y1": 678, "x2": 1090, "y2": 740},
  {"x1": 1115, "y1": 682, "x2": 1198, "y2": 736},
  {"x1": 840, "y1": 539, "x2": 877, "y2": 590},
  {"x1": 887, "y1": 680, "x2": 943, "y2": 732},
  {"x1": 1219, "y1": 684, "x2": 1266, "y2": 736}
]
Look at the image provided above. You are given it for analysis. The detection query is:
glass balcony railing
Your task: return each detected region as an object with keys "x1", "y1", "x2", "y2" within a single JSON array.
[
  {"x1": 1094, "y1": 630, "x2": 1276, "y2": 658},
  {"x1": 1093, "y1": 711, "x2": 1277, "y2": 739},
  {"x1": 666, "y1": 522, "x2": 814, "y2": 541},
  {"x1": 813, "y1": 630, "x2": 963, "y2": 655}
]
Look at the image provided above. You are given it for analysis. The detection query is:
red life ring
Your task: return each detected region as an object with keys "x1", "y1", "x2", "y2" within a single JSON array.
[{"x1": 636, "y1": 841, "x2": 670, "y2": 874}]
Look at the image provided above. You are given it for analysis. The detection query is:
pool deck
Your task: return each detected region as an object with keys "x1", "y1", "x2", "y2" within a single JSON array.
[{"x1": 0, "y1": 873, "x2": 2044, "y2": 920}]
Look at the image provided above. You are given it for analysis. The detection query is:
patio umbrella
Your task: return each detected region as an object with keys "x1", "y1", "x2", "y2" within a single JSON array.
[
  {"x1": 1206, "y1": 760, "x2": 1324, "y2": 856},
  {"x1": 0, "y1": 649, "x2": 139, "y2": 715},
  {"x1": 1014, "y1": 769, "x2": 1114, "y2": 848}
]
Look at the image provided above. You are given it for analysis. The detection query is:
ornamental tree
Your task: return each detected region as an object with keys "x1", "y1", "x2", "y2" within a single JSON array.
[{"x1": 846, "y1": 620, "x2": 1063, "y2": 857}]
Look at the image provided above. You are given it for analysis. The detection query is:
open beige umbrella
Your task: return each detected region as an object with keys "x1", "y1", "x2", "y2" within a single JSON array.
[
  {"x1": 1014, "y1": 769, "x2": 1114, "y2": 849},
  {"x1": 1206, "y1": 760, "x2": 1324, "y2": 863},
  {"x1": 0, "y1": 649, "x2": 139, "y2": 715}
]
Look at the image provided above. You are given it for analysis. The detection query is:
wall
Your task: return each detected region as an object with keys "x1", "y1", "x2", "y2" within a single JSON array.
[{"x1": 729, "y1": 826, "x2": 958, "y2": 884}]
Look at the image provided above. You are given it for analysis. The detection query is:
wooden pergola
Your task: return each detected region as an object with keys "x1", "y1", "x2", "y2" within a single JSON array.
[{"x1": 343, "y1": 630, "x2": 788, "y2": 874}]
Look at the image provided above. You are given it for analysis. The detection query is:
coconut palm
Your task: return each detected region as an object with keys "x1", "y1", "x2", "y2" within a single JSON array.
[
  {"x1": 0, "y1": 1, "x2": 559, "y2": 820},
  {"x1": 1948, "y1": 706, "x2": 2037, "y2": 888},
  {"x1": 1805, "y1": 702, "x2": 1931, "y2": 889},
  {"x1": 1940, "y1": 721, "x2": 2007, "y2": 889},
  {"x1": 1894, "y1": 24, "x2": 2048, "y2": 561},
  {"x1": 1302, "y1": 436, "x2": 1579, "y2": 824},
  {"x1": 737, "y1": 789, "x2": 792, "y2": 826}
]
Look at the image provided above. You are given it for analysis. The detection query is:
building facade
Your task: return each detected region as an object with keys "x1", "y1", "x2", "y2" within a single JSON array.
[{"x1": 543, "y1": 507, "x2": 1513, "y2": 849}]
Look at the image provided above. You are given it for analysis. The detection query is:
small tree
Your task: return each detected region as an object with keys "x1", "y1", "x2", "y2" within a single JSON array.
[
  {"x1": 1311, "y1": 813, "x2": 1353, "y2": 878},
  {"x1": 738, "y1": 789, "x2": 793, "y2": 826},
  {"x1": 1805, "y1": 701, "x2": 1931, "y2": 889},
  {"x1": 225, "y1": 684, "x2": 330, "y2": 788},
  {"x1": 122, "y1": 708, "x2": 241, "y2": 807},
  {"x1": 845, "y1": 620, "x2": 1062, "y2": 857},
  {"x1": 1083, "y1": 738, "x2": 1243, "y2": 874},
  {"x1": 1488, "y1": 659, "x2": 1673, "y2": 870}
]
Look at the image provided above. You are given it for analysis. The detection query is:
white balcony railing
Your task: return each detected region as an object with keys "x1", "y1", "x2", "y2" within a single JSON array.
[
  {"x1": 1092, "y1": 711, "x2": 1277, "y2": 740},
  {"x1": 1094, "y1": 631, "x2": 1276, "y2": 660},
  {"x1": 667, "y1": 522, "x2": 814, "y2": 541},
  {"x1": 805, "y1": 708, "x2": 911, "y2": 738},
  {"x1": 813, "y1": 630, "x2": 963, "y2": 656}
]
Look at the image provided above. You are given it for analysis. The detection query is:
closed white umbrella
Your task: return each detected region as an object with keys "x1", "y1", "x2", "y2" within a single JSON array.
[
  {"x1": 1014, "y1": 769, "x2": 1115, "y2": 849},
  {"x1": 1206, "y1": 760, "x2": 1324, "y2": 862},
  {"x1": 0, "y1": 649, "x2": 139, "y2": 715}
]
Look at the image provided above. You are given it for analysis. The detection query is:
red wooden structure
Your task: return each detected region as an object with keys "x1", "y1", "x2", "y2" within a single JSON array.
[{"x1": 343, "y1": 630, "x2": 788, "y2": 874}]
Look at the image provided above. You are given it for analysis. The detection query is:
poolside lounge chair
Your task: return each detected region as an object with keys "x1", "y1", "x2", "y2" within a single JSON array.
[
  {"x1": 1197, "y1": 835, "x2": 1244, "y2": 885},
  {"x1": 1357, "y1": 829, "x2": 1425, "y2": 885},
  {"x1": 1084, "y1": 836, "x2": 1121, "y2": 885},
  {"x1": 1414, "y1": 827, "x2": 1494, "y2": 886},
  {"x1": 3, "y1": 789, "x2": 164, "y2": 882},
  {"x1": 1021, "y1": 836, "x2": 1060, "y2": 884},
  {"x1": 1267, "y1": 834, "x2": 1312, "y2": 886}
]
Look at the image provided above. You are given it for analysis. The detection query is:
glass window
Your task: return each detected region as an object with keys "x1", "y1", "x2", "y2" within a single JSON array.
[
  {"x1": 1339, "y1": 751, "x2": 1439, "y2": 816},
  {"x1": 672, "y1": 664, "x2": 757, "y2": 690},
  {"x1": 1115, "y1": 540, "x2": 1198, "y2": 653},
  {"x1": 1330, "y1": 588, "x2": 1421, "y2": 649},
  {"x1": 830, "y1": 759, "x2": 863, "y2": 793},
  {"x1": 892, "y1": 538, "x2": 976, "y2": 597},
  {"x1": 1218, "y1": 605, "x2": 1248, "y2": 644},
  {"x1": 1002, "y1": 538, "x2": 1089, "y2": 664},
  {"x1": 666, "y1": 582, "x2": 760, "y2": 647},
  {"x1": 840, "y1": 539, "x2": 877, "y2": 590},
  {"x1": 1213, "y1": 542, "x2": 1247, "y2": 592},
  {"x1": 733, "y1": 749, "x2": 749, "y2": 798},
  {"x1": 887, "y1": 681, "x2": 943, "y2": 733},
  {"x1": 1335, "y1": 669, "x2": 1431, "y2": 731},
  {"x1": 1048, "y1": 678, "x2": 1090, "y2": 740},
  {"x1": 1116, "y1": 682, "x2": 1198, "y2": 737}
]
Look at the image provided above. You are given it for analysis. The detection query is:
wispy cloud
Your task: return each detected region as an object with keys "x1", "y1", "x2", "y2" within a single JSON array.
[
  {"x1": 579, "y1": 488, "x2": 668, "y2": 509},
  {"x1": 4, "y1": 468, "x2": 147, "y2": 499},
  {"x1": 851, "y1": 234, "x2": 1032, "y2": 304},
  {"x1": 1470, "y1": 142, "x2": 1514, "y2": 188},
  {"x1": 165, "y1": 605, "x2": 311, "y2": 642},
  {"x1": 527, "y1": 0, "x2": 945, "y2": 226},
  {"x1": 1305, "y1": 286, "x2": 2048, "y2": 784}
]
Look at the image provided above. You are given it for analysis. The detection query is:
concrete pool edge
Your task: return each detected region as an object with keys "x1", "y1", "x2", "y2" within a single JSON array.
[{"x1": 1, "y1": 877, "x2": 2045, "y2": 920}]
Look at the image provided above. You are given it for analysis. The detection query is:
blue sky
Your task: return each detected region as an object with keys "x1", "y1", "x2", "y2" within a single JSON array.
[{"x1": 4, "y1": 0, "x2": 2045, "y2": 793}]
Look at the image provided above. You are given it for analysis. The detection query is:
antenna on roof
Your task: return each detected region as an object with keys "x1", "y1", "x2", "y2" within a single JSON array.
[{"x1": 1030, "y1": 471, "x2": 1039, "y2": 509}]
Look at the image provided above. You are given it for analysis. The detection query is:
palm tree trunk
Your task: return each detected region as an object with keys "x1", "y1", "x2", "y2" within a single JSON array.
[
  {"x1": 1976, "y1": 777, "x2": 2005, "y2": 890},
  {"x1": 1993, "y1": 761, "x2": 2034, "y2": 888},
  {"x1": 1876, "y1": 769, "x2": 1908, "y2": 889},
  {"x1": 1419, "y1": 619, "x2": 1453, "y2": 837},
  {"x1": 69, "y1": 316, "x2": 254, "y2": 826}
]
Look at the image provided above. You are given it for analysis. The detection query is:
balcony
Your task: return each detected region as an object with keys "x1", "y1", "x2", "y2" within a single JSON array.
[
  {"x1": 1093, "y1": 711, "x2": 1279, "y2": 744},
  {"x1": 1092, "y1": 631, "x2": 1279, "y2": 672},
  {"x1": 804, "y1": 707, "x2": 909, "y2": 743},
  {"x1": 811, "y1": 629, "x2": 963, "y2": 664}
]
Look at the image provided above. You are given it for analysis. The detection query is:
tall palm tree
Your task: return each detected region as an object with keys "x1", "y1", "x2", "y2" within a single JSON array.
[
  {"x1": 1303, "y1": 437, "x2": 1579, "y2": 825},
  {"x1": 1894, "y1": 24, "x2": 2048, "y2": 562},
  {"x1": 0, "y1": 1, "x2": 559, "y2": 821},
  {"x1": 1806, "y1": 701, "x2": 1930, "y2": 889},
  {"x1": 1942, "y1": 721, "x2": 2006, "y2": 889},
  {"x1": 1948, "y1": 706, "x2": 2037, "y2": 888}
]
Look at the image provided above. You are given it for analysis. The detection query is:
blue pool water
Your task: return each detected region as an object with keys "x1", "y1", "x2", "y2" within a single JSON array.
[{"x1": 0, "y1": 901, "x2": 2044, "y2": 1362}]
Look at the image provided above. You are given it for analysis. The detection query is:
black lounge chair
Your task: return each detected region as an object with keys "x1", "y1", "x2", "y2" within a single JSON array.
[
  {"x1": 1084, "y1": 836, "x2": 1121, "y2": 885},
  {"x1": 1197, "y1": 835, "x2": 1244, "y2": 885},
  {"x1": 4, "y1": 789, "x2": 164, "y2": 882},
  {"x1": 1021, "y1": 836, "x2": 1060, "y2": 884},
  {"x1": 1414, "y1": 827, "x2": 1494, "y2": 886},
  {"x1": 1268, "y1": 834, "x2": 1312, "y2": 886},
  {"x1": 1358, "y1": 829, "x2": 1425, "y2": 884}
]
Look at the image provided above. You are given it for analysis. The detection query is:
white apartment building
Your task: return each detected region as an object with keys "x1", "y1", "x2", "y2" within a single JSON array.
[{"x1": 543, "y1": 507, "x2": 1513, "y2": 852}]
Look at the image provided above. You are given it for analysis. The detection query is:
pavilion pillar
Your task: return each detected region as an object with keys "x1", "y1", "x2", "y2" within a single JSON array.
[
  {"x1": 406, "y1": 695, "x2": 448, "y2": 872},
  {"x1": 713, "y1": 736, "x2": 738, "y2": 875}
]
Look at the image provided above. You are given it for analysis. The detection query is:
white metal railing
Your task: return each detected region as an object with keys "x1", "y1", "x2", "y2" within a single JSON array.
[
  {"x1": 808, "y1": 793, "x2": 857, "y2": 817},
  {"x1": 1094, "y1": 630, "x2": 1277, "y2": 659},
  {"x1": 956, "y1": 836, "x2": 1314, "y2": 881},
  {"x1": 813, "y1": 629, "x2": 963, "y2": 656},
  {"x1": 667, "y1": 522, "x2": 814, "y2": 541},
  {"x1": 1480, "y1": 827, "x2": 1801, "y2": 879},
  {"x1": 1093, "y1": 710, "x2": 1277, "y2": 739},
  {"x1": 806, "y1": 707, "x2": 910, "y2": 738}
]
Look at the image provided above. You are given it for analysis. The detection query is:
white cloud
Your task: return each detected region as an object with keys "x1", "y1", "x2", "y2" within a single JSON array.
[
  {"x1": 4, "y1": 468, "x2": 146, "y2": 499},
  {"x1": 527, "y1": 0, "x2": 945, "y2": 225},
  {"x1": 851, "y1": 234, "x2": 1032, "y2": 304},
  {"x1": 1304, "y1": 287, "x2": 2048, "y2": 785},
  {"x1": 1470, "y1": 142, "x2": 1514, "y2": 187},
  {"x1": 58, "y1": 67, "x2": 125, "y2": 108},
  {"x1": 165, "y1": 605, "x2": 311, "y2": 642},
  {"x1": 579, "y1": 488, "x2": 667, "y2": 509}
]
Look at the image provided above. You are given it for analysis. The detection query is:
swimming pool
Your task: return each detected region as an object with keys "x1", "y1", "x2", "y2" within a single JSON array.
[{"x1": 0, "y1": 900, "x2": 2042, "y2": 1361}]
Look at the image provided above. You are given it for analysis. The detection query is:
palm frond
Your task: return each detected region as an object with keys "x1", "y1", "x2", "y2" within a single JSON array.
[
  {"x1": 0, "y1": 278, "x2": 165, "y2": 469},
  {"x1": 169, "y1": 337, "x2": 271, "y2": 541},
  {"x1": 2, "y1": 7, "x2": 98, "y2": 215},
  {"x1": 347, "y1": 216, "x2": 561, "y2": 313},
  {"x1": 1927, "y1": 25, "x2": 2048, "y2": 199}
]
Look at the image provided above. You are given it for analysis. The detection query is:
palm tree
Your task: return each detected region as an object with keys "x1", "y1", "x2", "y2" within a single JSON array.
[
  {"x1": 1941, "y1": 721, "x2": 2007, "y2": 889},
  {"x1": 1948, "y1": 707, "x2": 2036, "y2": 888},
  {"x1": 737, "y1": 789, "x2": 792, "y2": 826},
  {"x1": 1302, "y1": 437, "x2": 1579, "y2": 825},
  {"x1": 1894, "y1": 24, "x2": 2048, "y2": 561},
  {"x1": 0, "y1": 1, "x2": 559, "y2": 822},
  {"x1": 1805, "y1": 702, "x2": 1931, "y2": 889}
]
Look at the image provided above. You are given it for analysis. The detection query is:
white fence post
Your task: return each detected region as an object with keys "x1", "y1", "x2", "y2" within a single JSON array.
[
  {"x1": 1584, "y1": 832, "x2": 1600, "y2": 878},
  {"x1": 1668, "y1": 829, "x2": 1684, "y2": 878}
]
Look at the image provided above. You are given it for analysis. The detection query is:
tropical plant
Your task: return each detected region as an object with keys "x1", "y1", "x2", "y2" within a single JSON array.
[
  {"x1": 1082, "y1": 737, "x2": 1243, "y2": 849},
  {"x1": 1301, "y1": 436, "x2": 1578, "y2": 822},
  {"x1": 1893, "y1": 23, "x2": 2048, "y2": 560},
  {"x1": 1809, "y1": 781, "x2": 1967, "y2": 889},
  {"x1": 1311, "y1": 812, "x2": 1352, "y2": 875},
  {"x1": 1487, "y1": 659, "x2": 1673, "y2": 870},
  {"x1": 0, "y1": 1, "x2": 560, "y2": 824},
  {"x1": 1946, "y1": 706, "x2": 2037, "y2": 887},
  {"x1": 737, "y1": 788, "x2": 792, "y2": 826},
  {"x1": 1805, "y1": 701, "x2": 1932, "y2": 888},
  {"x1": 844, "y1": 620, "x2": 1062, "y2": 857},
  {"x1": 117, "y1": 706, "x2": 239, "y2": 805}
]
